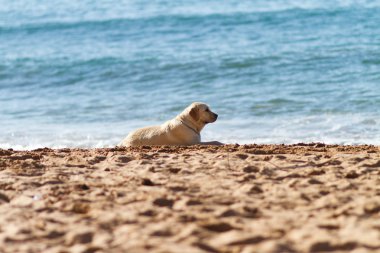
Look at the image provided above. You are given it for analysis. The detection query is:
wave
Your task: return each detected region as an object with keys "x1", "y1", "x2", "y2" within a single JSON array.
[{"x1": 1, "y1": 4, "x2": 378, "y2": 33}]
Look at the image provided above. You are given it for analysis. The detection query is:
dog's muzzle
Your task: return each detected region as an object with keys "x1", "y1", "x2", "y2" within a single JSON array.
[
  {"x1": 205, "y1": 113, "x2": 218, "y2": 124},
  {"x1": 212, "y1": 113, "x2": 218, "y2": 122}
]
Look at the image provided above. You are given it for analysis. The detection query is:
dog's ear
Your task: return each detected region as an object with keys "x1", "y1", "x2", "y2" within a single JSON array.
[{"x1": 189, "y1": 107, "x2": 199, "y2": 121}]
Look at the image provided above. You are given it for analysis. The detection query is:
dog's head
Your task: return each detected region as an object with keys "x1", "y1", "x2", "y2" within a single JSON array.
[{"x1": 187, "y1": 102, "x2": 218, "y2": 125}]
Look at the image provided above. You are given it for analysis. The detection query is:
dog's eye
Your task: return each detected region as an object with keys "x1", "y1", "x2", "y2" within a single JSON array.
[{"x1": 205, "y1": 108, "x2": 209, "y2": 112}]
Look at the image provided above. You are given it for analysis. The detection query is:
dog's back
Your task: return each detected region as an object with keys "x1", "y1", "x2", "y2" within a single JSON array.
[
  {"x1": 119, "y1": 125, "x2": 163, "y2": 147},
  {"x1": 119, "y1": 120, "x2": 200, "y2": 147}
]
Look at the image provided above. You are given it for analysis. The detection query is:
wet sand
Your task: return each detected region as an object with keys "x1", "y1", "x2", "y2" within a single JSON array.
[{"x1": 1, "y1": 144, "x2": 380, "y2": 253}]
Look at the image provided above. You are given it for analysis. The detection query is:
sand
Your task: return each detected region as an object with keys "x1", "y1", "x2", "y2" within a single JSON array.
[{"x1": 0, "y1": 144, "x2": 380, "y2": 253}]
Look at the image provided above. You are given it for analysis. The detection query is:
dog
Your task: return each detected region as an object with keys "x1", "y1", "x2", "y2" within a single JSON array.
[{"x1": 118, "y1": 102, "x2": 222, "y2": 147}]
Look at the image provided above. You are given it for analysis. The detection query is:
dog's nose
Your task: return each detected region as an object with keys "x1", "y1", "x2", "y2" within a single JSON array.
[{"x1": 214, "y1": 113, "x2": 218, "y2": 119}]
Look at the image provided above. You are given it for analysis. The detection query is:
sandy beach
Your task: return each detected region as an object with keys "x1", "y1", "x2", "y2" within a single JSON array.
[{"x1": 0, "y1": 144, "x2": 380, "y2": 253}]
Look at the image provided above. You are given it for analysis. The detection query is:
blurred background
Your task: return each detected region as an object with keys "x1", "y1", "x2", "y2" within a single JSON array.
[{"x1": 1, "y1": 0, "x2": 380, "y2": 149}]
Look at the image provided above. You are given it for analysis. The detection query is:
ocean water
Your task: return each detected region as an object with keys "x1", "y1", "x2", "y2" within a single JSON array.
[{"x1": 1, "y1": 0, "x2": 380, "y2": 150}]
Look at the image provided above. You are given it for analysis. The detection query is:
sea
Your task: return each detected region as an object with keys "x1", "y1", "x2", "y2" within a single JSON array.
[{"x1": 1, "y1": 0, "x2": 380, "y2": 150}]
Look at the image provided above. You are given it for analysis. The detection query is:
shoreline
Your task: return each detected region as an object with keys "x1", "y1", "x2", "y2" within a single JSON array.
[
  {"x1": 1, "y1": 144, "x2": 380, "y2": 252},
  {"x1": 3, "y1": 142, "x2": 380, "y2": 153}
]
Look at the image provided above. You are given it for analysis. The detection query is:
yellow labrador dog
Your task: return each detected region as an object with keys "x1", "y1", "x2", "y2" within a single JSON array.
[{"x1": 118, "y1": 102, "x2": 222, "y2": 147}]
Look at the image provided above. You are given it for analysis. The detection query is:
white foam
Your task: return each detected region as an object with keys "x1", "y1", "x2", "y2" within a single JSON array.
[
  {"x1": 1, "y1": 113, "x2": 379, "y2": 150},
  {"x1": 203, "y1": 114, "x2": 380, "y2": 146}
]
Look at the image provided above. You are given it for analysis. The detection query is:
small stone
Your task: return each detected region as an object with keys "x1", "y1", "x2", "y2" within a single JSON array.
[
  {"x1": 65, "y1": 230, "x2": 94, "y2": 245},
  {"x1": 242, "y1": 206, "x2": 261, "y2": 218},
  {"x1": 141, "y1": 178, "x2": 154, "y2": 186},
  {"x1": 363, "y1": 201, "x2": 380, "y2": 214},
  {"x1": 153, "y1": 198, "x2": 174, "y2": 208},
  {"x1": 308, "y1": 169, "x2": 325, "y2": 176},
  {"x1": 200, "y1": 221, "x2": 234, "y2": 232},
  {"x1": 308, "y1": 178, "x2": 323, "y2": 184},
  {"x1": 319, "y1": 190, "x2": 330, "y2": 196},
  {"x1": 76, "y1": 184, "x2": 90, "y2": 190},
  {"x1": 318, "y1": 224, "x2": 340, "y2": 230},
  {"x1": 237, "y1": 184, "x2": 263, "y2": 195},
  {"x1": 219, "y1": 209, "x2": 239, "y2": 217},
  {"x1": 276, "y1": 155, "x2": 287, "y2": 160},
  {"x1": 71, "y1": 202, "x2": 90, "y2": 214},
  {"x1": 45, "y1": 230, "x2": 65, "y2": 239},
  {"x1": 249, "y1": 185, "x2": 263, "y2": 194},
  {"x1": 150, "y1": 229, "x2": 172, "y2": 237},
  {"x1": 210, "y1": 231, "x2": 266, "y2": 247},
  {"x1": 0, "y1": 192, "x2": 10, "y2": 203},
  {"x1": 169, "y1": 168, "x2": 181, "y2": 173},
  {"x1": 187, "y1": 199, "x2": 202, "y2": 206},
  {"x1": 309, "y1": 241, "x2": 356, "y2": 252},
  {"x1": 117, "y1": 156, "x2": 132, "y2": 163},
  {"x1": 243, "y1": 166, "x2": 259, "y2": 173},
  {"x1": 174, "y1": 197, "x2": 202, "y2": 210},
  {"x1": 236, "y1": 154, "x2": 249, "y2": 160},
  {"x1": 238, "y1": 174, "x2": 257, "y2": 182},
  {"x1": 169, "y1": 186, "x2": 187, "y2": 192},
  {"x1": 345, "y1": 171, "x2": 360, "y2": 179},
  {"x1": 139, "y1": 209, "x2": 156, "y2": 217}
]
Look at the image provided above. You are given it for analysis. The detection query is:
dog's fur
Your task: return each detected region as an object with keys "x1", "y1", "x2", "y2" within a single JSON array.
[{"x1": 118, "y1": 102, "x2": 219, "y2": 147}]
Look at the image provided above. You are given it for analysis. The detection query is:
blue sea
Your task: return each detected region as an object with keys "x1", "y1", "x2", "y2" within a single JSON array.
[{"x1": 1, "y1": 0, "x2": 380, "y2": 150}]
